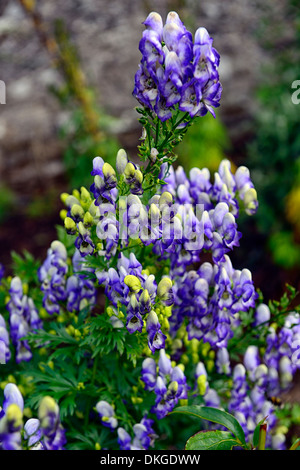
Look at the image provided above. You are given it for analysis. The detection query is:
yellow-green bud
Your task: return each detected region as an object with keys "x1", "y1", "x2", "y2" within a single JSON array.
[
  {"x1": 71, "y1": 204, "x2": 85, "y2": 220},
  {"x1": 83, "y1": 211, "x2": 94, "y2": 227},
  {"x1": 124, "y1": 162, "x2": 135, "y2": 179},
  {"x1": 244, "y1": 188, "x2": 258, "y2": 215},
  {"x1": 197, "y1": 375, "x2": 207, "y2": 396},
  {"x1": 116, "y1": 149, "x2": 128, "y2": 174},
  {"x1": 157, "y1": 277, "x2": 173, "y2": 304},
  {"x1": 60, "y1": 209, "x2": 67, "y2": 220},
  {"x1": 161, "y1": 317, "x2": 170, "y2": 331},
  {"x1": 72, "y1": 189, "x2": 80, "y2": 199},
  {"x1": 124, "y1": 275, "x2": 141, "y2": 293},
  {"x1": 131, "y1": 396, "x2": 143, "y2": 405},
  {"x1": 64, "y1": 217, "x2": 77, "y2": 234},
  {"x1": 80, "y1": 186, "x2": 92, "y2": 204},
  {"x1": 134, "y1": 169, "x2": 143, "y2": 184},
  {"x1": 167, "y1": 381, "x2": 179, "y2": 395},
  {"x1": 103, "y1": 162, "x2": 116, "y2": 179},
  {"x1": 159, "y1": 191, "x2": 173, "y2": 208},
  {"x1": 38, "y1": 396, "x2": 59, "y2": 423},
  {"x1": 6, "y1": 404, "x2": 23, "y2": 429},
  {"x1": 60, "y1": 192, "x2": 70, "y2": 204}
]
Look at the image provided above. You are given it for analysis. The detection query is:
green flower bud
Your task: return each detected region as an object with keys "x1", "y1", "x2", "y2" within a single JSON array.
[
  {"x1": 124, "y1": 275, "x2": 142, "y2": 293},
  {"x1": 38, "y1": 396, "x2": 59, "y2": 430},
  {"x1": 244, "y1": 188, "x2": 258, "y2": 215},
  {"x1": 167, "y1": 381, "x2": 178, "y2": 396},
  {"x1": 64, "y1": 217, "x2": 77, "y2": 235},
  {"x1": 6, "y1": 403, "x2": 23, "y2": 430},
  {"x1": 83, "y1": 211, "x2": 94, "y2": 227},
  {"x1": 197, "y1": 374, "x2": 207, "y2": 396},
  {"x1": 157, "y1": 277, "x2": 174, "y2": 306},
  {"x1": 134, "y1": 169, "x2": 143, "y2": 184},
  {"x1": 159, "y1": 191, "x2": 173, "y2": 208},
  {"x1": 103, "y1": 162, "x2": 116, "y2": 180},
  {"x1": 71, "y1": 204, "x2": 85, "y2": 221},
  {"x1": 124, "y1": 162, "x2": 136, "y2": 180}
]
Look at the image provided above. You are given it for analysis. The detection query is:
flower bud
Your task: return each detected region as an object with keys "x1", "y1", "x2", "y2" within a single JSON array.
[
  {"x1": 116, "y1": 149, "x2": 128, "y2": 174},
  {"x1": 157, "y1": 277, "x2": 174, "y2": 306},
  {"x1": 244, "y1": 188, "x2": 258, "y2": 215},
  {"x1": 71, "y1": 204, "x2": 85, "y2": 221},
  {"x1": 124, "y1": 162, "x2": 136, "y2": 181},
  {"x1": 5, "y1": 403, "x2": 23, "y2": 430},
  {"x1": 64, "y1": 216, "x2": 77, "y2": 235},
  {"x1": 124, "y1": 275, "x2": 142, "y2": 293}
]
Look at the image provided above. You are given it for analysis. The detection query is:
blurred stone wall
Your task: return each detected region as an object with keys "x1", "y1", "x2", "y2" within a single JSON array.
[{"x1": 0, "y1": 0, "x2": 292, "y2": 197}]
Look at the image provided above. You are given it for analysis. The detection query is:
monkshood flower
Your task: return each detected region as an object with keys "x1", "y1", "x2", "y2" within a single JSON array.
[
  {"x1": 24, "y1": 419, "x2": 43, "y2": 449},
  {"x1": 39, "y1": 242, "x2": 96, "y2": 316},
  {"x1": 90, "y1": 157, "x2": 118, "y2": 205},
  {"x1": 6, "y1": 277, "x2": 43, "y2": 363},
  {"x1": 146, "y1": 310, "x2": 167, "y2": 353},
  {"x1": 133, "y1": 11, "x2": 222, "y2": 121},
  {"x1": 170, "y1": 256, "x2": 257, "y2": 349},
  {"x1": 155, "y1": 159, "x2": 257, "y2": 273},
  {"x1": 0, "y1": 314, "x2": 11, "y2": 364},
  {"x1": 96, "y1": 252, "x2": 173, "y2": 353},
  {"x1": 63, "y1": 185, "x2": 103, "y2": 257},
  {"x1": 0, "y1": 384, "x2": 66, "y2": 450},
  {"x1": 96, "y1": 401, "x2": 118, "y2": 430},
  {"x1": 263, "y1": 312, "x2": 300, "y2": 391},
  {"x1": 225, "y1": 340, "x2": 300, "y2": 449},
  {"x1": 161, "y1": 158, "x2": 258, "y2": 221},
  {"x1": 117, "y1": 416, "x2": 157, "y2": 450},
  {"x1": 141, "y1": 349, "x2": 189, "y2": 419},
  {"x1": 253, "y1": 303, "x2": 271, "y2": 327},
  {"x1": 0, "y1": 383, "x2": 24, "y2": 450},
  {"x1": 37, "y1": 396, "x2": 66, "y2": 450},
  {"x1": 38, "y1": 240, "x2": 68, "y2": 314}
]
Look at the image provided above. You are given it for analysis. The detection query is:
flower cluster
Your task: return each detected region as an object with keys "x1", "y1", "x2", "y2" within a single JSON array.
[
  {"x1": 6, "y1": 277, "x2": 42, "y2": 363},
  {"x1": 188, "y1": 307, "x2": 300, "y2": 449},
  {"x1": 38, "y1": 241, "x2": 96, "y2": 316},
  {"x1": 170, "y1": 255, "x2": 257, "y2": 349},
  {"x1": 96, "y1": 400, "x2": 157, "y2": 450},
  {"x1": 0, "y1": 384, "x2": 65, "y2": 450},
  {"x1": 141, "y1": 349, "x2": 189, "y2": 419},
  {"x1": 117, "y1": 416, "x2": 157, "y2": 451},
  {"x1": 96, "y1": 252, "x2": 173, "y2": 353},
  {"x1": 133, "y1": 11, "x2": 222, "y2": 121},
  {"x1": 157, "y1": 159, "x2": 258, "y2": 274}
]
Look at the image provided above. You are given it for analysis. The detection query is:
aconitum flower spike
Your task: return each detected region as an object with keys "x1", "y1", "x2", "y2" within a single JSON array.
[
  {"x1": 133, "y1": 11, "x2": 221, "y2": 121},
  {"x1": 146, "y1": 310, "x2": 166, "y2": 353},
  {"x1": 116, "y1": 148, "x2": 128, "y2": 174}
]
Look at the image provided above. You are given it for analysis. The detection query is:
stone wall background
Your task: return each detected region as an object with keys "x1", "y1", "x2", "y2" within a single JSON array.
[{"x1": 0, "y1": 0, "x2": 295, "y2": 267}]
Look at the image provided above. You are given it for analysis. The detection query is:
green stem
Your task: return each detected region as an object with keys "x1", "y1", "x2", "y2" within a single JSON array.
[{"x1": 155, "y1": 118, "x2": 160, "y2": 147}]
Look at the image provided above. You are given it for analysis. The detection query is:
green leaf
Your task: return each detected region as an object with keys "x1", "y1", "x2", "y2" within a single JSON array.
[
  {"x1": 253, "y1": 417, "x2": 267, "y2": 448},
  {"x1": 172, "y1": 405, "x2": 247, "y2": 447},
  {"x1": 289, "y1": 437, "x2": 300, "y2": 450},
  {"x1": 185, "y1": 430, "x2": 241, "y2": 450}
]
